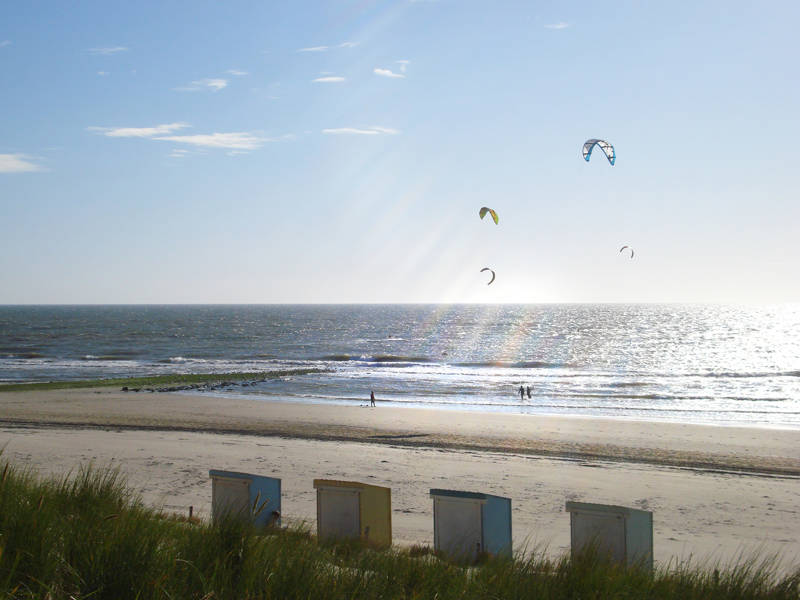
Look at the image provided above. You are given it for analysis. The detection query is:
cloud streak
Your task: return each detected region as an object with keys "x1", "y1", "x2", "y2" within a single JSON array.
[
  {"x1": 227, "y1": 69, "x2": 248, "y2": 76},
  {"x1": 298, "y1": 42, "x2": 357, "y2": 52},
  {"x1": 174, "y1": 78, "x2": 228, "y2": 92},
  {"x1": 313, "y1": 76, "x2": 346, "y2": 83},
  {"x1": 0, "y1": 154, "x2": 43, "y2": 173},
  {"x1": 544, "y1": 22, "x2": 569, "y2": 29},
  {"x1": 154, "y1": 132, "x2": 265, "y2": 150},
  {"x1": 88, "y1": 123, "x2": 189, "y2": 138},
  {"x1": 322, "y1": 126, "x2": 399, "y2": 135},
  {"x1": 374, "y1": 67, "x2": 405, "y2": 79},
  {"x1": 0, "y1": 40, "x2": 11, "y2": 48},
  {"x1": 87, "y1": 46, "x2": 128, "y2": 55},
  {"x1": 88, "y1": 122, "x2": 293, "y2": 152}
]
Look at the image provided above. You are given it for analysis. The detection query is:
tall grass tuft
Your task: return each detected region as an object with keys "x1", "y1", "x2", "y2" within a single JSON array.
[{"x1": 1, "y1": 453, "x2": 798, "y2": 599}]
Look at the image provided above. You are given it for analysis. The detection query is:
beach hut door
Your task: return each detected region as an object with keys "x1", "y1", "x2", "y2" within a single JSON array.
[
  {"x1": 573, "y1": 513, "x2": 626, "y2": 564},
  {"x1": 434, "y1": 498, "x2": 483, "y2": 561},
  {"x1": 212, "y1": 477, "x2": 250, "y2": 521},
  {"x1": 318, "y1": 489, "x2": 360, "y2": 541}
]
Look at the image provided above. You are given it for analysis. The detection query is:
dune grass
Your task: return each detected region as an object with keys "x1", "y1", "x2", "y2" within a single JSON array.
[
  {"x1": 0, "y1": 369, "x2": 326, "y2": 392},
  {"x1": 0, "y1": 457, "x2": 798, "y2": 599}
]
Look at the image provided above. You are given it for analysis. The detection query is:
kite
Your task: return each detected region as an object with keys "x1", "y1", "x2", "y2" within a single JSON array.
[
  {"x1": 480, "y1": 267, "x2": 496, "y2": 285},
  {"x1": 479, "y1": 207, "x2": 499, "y2": 225},
  {"x1": 582, "y1": 139, "x2": 616, "y2": 166},
  {"x1": 619, "y1": 245, "x2": 634, "y2": 259}
]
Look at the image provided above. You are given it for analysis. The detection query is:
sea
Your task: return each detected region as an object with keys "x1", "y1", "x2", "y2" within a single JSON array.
[{"x1": 1, "y1": 304, "x2": 799, "y2": 429}]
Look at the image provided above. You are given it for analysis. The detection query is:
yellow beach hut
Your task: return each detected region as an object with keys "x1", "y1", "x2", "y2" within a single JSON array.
[{"x1": 312, "y1": 479, "x2": 392, "y2": 547}]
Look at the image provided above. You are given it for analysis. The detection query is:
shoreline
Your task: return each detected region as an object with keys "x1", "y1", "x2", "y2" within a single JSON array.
[
  {"x1": 1, "y1": 388, "x2": 798, "y2": 476},
  {"x1": 184, "y1": 388, "x2": 800, "y2": 432}
]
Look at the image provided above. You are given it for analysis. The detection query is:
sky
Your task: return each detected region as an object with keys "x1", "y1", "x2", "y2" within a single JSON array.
[{"x1": 1, "y1": 1, "x2": 798, "y2": 304}]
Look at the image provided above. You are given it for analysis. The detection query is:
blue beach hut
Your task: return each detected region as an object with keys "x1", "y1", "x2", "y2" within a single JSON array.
[
  {"x1": 209, "y1": 469, "x2": 281, "y2": 528},
  {"x1": 429, "y1": 489, "x2": 512, "y2": 562}
]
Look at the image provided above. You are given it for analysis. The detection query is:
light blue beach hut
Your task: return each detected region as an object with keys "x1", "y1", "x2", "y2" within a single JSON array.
[
  {"x1": 565, "y1": 501, "x2": 653, "y2": 570},
  {"x1": 429, "y1": 489, "x2": 512, "y2": 562},
  {"x1": 208, "y1": 469, "x2": 281, "y2": 528}
]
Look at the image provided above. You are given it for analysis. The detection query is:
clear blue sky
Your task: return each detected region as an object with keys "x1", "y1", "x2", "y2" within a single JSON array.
[{"x1": 1, "y1": 1, "x2": 798, "y2": 303}]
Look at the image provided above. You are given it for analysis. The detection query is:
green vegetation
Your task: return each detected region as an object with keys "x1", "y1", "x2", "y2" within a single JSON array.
[
  {"x1": 0, "y1": 369, "x2": 326, "y2": 392},
  {"x1": 1, "y1": 458, "x2": 798, "y2": 599}
]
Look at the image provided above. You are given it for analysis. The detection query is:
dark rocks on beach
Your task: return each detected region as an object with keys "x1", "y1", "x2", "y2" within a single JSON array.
[{"x1": 124, "y1": 377, "x2": 270, "y2": 394}]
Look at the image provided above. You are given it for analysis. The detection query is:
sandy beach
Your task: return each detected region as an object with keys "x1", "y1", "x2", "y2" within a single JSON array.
[{"x1": 1, "y1": 388, "x2": 799, "y2": 570}]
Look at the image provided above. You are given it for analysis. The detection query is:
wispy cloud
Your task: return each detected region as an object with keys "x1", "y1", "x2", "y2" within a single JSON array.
[
  {"x1": 313, "y1": 76, "x2": 346, "y2": 83},
  {"x1": 544, "y1": 22, "x2": 569, "y2": 29},
  {"x1": 87, "y1": 123, "x2": 189, "y2": 138},
  {"x1": 298, "y1": 42, "x2": 357, "y2": 52},
  {"x1": 174, "y1": 78, "x2": 228, "y2": 92},
  {"x1": 0, "y1": 153, "x2": 44, "y2": 173},
  {"x1": 322, "y1": 126, "x2": 399, "y2": 135},
  {"x1": 396, "y1": 60, "x2": 409, "y2": 73},
  {"x1": 227, "y1": 69, "x2": 248, "y2": 76},
  {"x1": 153, "y1": 132, "x2": 264, "y2": 150},
  {"x1": 88, "y1": 123, "x2": 292, "y2": 153},
  {"x1": 0, "y1": 40, "x2": 11, "y2": 48},
  {"x1": 374, "y1": 67, "x2": 404, "y2": 79},
  {"x1": 97, "y1": 71, "x2": 109, "y2": 76},
  {"x1": 87, "y1": 46, "x2": 128, "y2": 55}
]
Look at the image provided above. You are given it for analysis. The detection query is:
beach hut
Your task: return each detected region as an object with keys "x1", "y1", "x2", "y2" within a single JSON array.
[
  {"x1": 312, "y1": 479, "x2": 392, "y2": 547},
  {"x1": 429, "y1": 489, "x2": 512, "y2": 562},
  {"x1": 565, "y1": 501, "x2": 653, "y2": 570},
  {"x1": 209, "y1": 469, "x2": 281, "y2": 528}
]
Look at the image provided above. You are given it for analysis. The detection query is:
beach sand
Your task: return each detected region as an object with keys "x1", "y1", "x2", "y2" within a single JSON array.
[{"x1": 1, "y1": 388, "x2": 799, "y2": 570}]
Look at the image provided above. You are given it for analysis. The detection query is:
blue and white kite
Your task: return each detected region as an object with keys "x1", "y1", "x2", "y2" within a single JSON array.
[{"x1": 582, "y1": 139, "x2": 616, "y2": 166}]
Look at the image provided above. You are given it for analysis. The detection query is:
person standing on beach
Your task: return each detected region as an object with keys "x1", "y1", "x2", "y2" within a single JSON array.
[
  {"x1": 370, "y1": 390, "x2": 376, "y2": 407},
  {"x1": 518, "y1": 386, "x2": 525, "y2": 400}
]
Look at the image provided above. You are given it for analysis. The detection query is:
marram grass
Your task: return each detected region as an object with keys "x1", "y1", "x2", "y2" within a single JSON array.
[{"x1": 0, "y1": 457, "x2": 798, "y2": 599}]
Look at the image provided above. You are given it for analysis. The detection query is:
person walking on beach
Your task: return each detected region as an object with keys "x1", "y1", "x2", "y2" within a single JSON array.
[
  {"x1": 370, "y1": 390, "x2": 376, "y2": 407},
  {"x1": 518, "y1": 385, "x2": 525, "y2": 400},
  {"x1": 526, "y1": 385, "x2": 531, "y2": 399}
]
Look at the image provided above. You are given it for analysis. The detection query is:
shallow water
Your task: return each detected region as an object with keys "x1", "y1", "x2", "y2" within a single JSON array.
[{"x1": 1, "y1": 304, "x2": 799, "y2": 428}]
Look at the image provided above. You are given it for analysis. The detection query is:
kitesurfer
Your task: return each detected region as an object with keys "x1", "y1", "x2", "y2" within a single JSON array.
[{"x1": 519, "y1": 386, "x2": 525, "y2": 400}]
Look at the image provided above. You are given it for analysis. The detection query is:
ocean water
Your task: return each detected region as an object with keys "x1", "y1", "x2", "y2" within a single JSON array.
[{"x1": 1, "y1": 304, "x2": 799, "y2": 429}]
